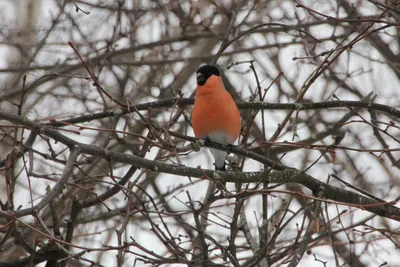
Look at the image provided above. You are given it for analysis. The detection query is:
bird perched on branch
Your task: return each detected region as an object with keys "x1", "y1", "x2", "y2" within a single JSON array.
[{"x1": 192, "y1": 64, "x2": 241, "y2": 171}]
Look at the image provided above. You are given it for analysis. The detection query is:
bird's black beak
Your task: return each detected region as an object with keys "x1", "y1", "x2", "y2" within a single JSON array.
[{"x1": 196, "y1": 73, "x2": 206, "y2": 85}]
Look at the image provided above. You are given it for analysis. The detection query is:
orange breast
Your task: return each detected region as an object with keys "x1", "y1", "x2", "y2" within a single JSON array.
[{"x1": 192, "y1": 76, "x2": 241, "y2": 143}]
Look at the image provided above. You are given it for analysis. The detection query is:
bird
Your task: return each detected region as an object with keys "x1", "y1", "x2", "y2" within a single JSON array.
[{"x1": 192, "y1": 64, "x2": 241, "y2": 171}]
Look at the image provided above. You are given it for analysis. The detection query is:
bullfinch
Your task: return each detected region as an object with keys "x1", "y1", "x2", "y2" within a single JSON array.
[{"x1": 192, "y1": 65, "x2": 241, "y2": 171}]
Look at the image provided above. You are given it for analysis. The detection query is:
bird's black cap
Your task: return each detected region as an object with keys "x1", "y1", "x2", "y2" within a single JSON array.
[{"x1": 196, "y1": 65, "x2": 220, "y2": 85}]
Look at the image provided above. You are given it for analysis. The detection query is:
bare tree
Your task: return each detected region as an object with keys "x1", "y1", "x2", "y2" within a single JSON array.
[{"x1": 1, "y1": 0, "x2": 400, "y2": 266}]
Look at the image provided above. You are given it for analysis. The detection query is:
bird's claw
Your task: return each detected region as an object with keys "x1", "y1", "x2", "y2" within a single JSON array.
[
  {"x1": 226, "y1": 154, "x2": 239, "y2": 169},
  {"x1": 192, "y1": 139, "x2": 205, "y2": 152}
]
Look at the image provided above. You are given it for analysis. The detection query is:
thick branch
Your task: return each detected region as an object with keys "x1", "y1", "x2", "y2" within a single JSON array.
[
  {"x1": 43, "y1": 98, "x2": 400, "y2": 128},
  {"x1": 0, "y1": 111, "x2": 398, "y2": 221}
]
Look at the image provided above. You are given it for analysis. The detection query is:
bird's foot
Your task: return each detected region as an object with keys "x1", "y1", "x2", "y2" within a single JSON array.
[
  {"x1": 226, "y1": 154, "x2": 239, "y2": 169},
  {"x1": 192, "y1": 139, "x2": 205, "y2": 152},
  {"x1": 192, "y1": 136, "x2": 212, "y2": 151}
]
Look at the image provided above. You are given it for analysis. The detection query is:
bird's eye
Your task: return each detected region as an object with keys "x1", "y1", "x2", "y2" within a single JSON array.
[{"x1": 197, "y1": 72, "x2": 206, "y2": 85}]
